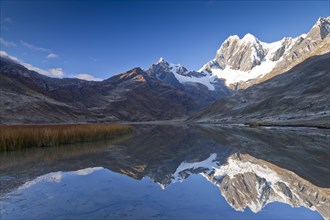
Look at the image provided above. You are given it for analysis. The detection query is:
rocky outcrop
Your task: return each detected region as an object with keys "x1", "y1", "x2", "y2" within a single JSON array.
[
  {"x1": 247, "y1": 17, "x2": 330, "y2": 89},
  {"x1": 213, "y1": 34, "x2": 267, "y2": 72},
  {"x1": 307, "y1": 17, "x2": 330, "y2": 40}
]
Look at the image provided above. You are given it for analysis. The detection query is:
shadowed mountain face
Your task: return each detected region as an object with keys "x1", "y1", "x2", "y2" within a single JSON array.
[
  {"x1": 0, "y1": 59, "x2": 208, "y2": 123},
  {"x1": 0, "y1": 59, "x2": 107, "y2": 124},
  {"x1": 1, "y1": 125, "x2": 329, "y2": 218},
  {"x1": 191, "y1": 53, "x2": 330, "y2": 127},
  {"x1": 99, "y1": 68, "x2": 197, "y2": 121},
  {"x1": 146, "y1": 58, "x2": 232, "y2": 107}
]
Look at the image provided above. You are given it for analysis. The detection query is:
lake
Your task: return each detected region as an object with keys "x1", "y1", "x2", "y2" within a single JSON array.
[{"x1": 0, "y1": 124, "x2": 329, "y2": 219}]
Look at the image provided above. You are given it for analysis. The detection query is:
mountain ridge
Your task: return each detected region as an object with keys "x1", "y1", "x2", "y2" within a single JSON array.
[
  {"x1": 0, "y1": 59, "x2": 200, "y2": 123},
  {"x1": 199, "y1": 16, "x2": 330, "y2": 89},
  {"x1": 1, "y1": 16, "x2": 329, "y2": 124},
  {"x1": 190, "y1": 52, "x2": 330, "y2": 127}
]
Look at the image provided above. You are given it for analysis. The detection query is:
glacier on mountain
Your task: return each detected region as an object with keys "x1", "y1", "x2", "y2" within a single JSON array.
[
  {"x1": 199, "y1": 33, "x2": 305, "y2": 86},
  {"x1": 147, "y1": 57, "x2": 217, "y2": 91},
  {"x1": 147, "y1": 17, "x2": 329, "y2": 91},
  {"x1": 149, "y1": 34, "x2": 305, "y2": 90}
]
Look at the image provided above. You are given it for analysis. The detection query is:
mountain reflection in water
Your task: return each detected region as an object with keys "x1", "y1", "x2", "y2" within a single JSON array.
[{"x1": 0, "y1": 124, "x2": 329, "y2": 219}]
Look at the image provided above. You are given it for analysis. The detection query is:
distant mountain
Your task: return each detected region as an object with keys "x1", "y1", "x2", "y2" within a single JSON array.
[
  {"x1": 1, "y1": 16, "x2": 329, "y2": 124},
  {"x1": 191, "y1": 52, "x2": 330, "y2": 127},
  {"x1": 190, "y1": 16, "x2": 330, "y2": 127},
  {"x1": 146, "y1": 58, "x2": 231, "y2": 107},
  {"x1": 99, "y1": 67, "x2": 197, "y2": 121},
  {"x1": 0, "y1": 59, "x2": 202, "y2": 123},
  {"x1": 199, "y1": 16, "x2": 330, "y2": 89}
]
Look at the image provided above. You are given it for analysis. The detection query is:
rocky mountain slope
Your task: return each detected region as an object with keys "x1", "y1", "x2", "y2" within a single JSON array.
[
  {"x1": 0, "y1": 58, "x2": 98, "y2": 124},
  {"x1": 144, "y1": 17, "x2": 329, "y2": 94},
  {"x1": 199, "y1": 16, "x2": 330, "y2": 89},
  {"x1": 146, "y1": 58, "x2": 232, "y2": 107},
  {"x1": 0, "y1": 58, "x2": 207, "y2": 123},
  {"x1": 191, "y1": 52, "x2": 330, "y2": 127}
]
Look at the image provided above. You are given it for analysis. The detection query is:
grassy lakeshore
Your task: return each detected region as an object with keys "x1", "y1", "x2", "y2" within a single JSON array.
[{"x1": 0, "y1": 124, "x2": 133, "y2": 151}]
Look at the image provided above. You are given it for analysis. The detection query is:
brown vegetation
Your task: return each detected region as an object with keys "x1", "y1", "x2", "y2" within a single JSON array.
[{"x1": 0, "y1": 124, "x2": 133, "y2": 151}]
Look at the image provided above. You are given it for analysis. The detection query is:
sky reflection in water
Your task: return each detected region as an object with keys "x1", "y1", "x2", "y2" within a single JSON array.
[{"x1": 0, "y1": 125, "x2": 328, "y2": 219}]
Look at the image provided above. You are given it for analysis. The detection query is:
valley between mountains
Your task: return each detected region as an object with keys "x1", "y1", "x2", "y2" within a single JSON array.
[{"x1": 1, "y1": 17, "x2": 329, "y2": 127}]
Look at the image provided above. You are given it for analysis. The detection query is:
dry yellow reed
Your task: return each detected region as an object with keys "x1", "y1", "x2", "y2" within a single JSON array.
[{"x1": 0, "y1": 124, "x2": 133, "y2": 151}]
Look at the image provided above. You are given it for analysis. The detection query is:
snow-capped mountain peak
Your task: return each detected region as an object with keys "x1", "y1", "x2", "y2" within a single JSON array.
[
  {"x1": 241, "y1": 33, "x2": 259, "y2": 44},
  {"x1": 225, "y1": 35, "x2": 239, "y2": 42},
  {"x1": 199, "y1": 16, "x2": 330, "y2": 89},
  {"x1": 205, "y1": 32, "x2": 268, "y2": 79},
  {"x1": 307, "y1": 16, "x2": 330, "y2": 40},
  {"x1": 147, "y1": 58, "x2": 220, "y2": 91},
  {"x1": 150, "y1": 58, "x2": 186, "y2": 74},
  {"x1": 149, "y1": 17, "x2": 330, "y2": 92},
  {"x1": 316, "y1": 17, "x2": 330, "y2": 28},
  {"x1": 157, "y1": 57, "x2": 167, "y2": 64}
]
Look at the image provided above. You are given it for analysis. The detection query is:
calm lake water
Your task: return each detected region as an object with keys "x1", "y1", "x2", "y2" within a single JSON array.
[{"x1": 0, "y1": 124, "x2": 329, "y2": 219}]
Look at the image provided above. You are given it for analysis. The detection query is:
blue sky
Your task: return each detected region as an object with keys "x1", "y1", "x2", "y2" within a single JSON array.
[{"x1": 1, "y1": 0, "x2": 329, "y2": 80}]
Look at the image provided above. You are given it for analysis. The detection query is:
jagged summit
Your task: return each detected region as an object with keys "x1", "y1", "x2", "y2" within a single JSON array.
[
  {"x1": 200, "y1": 16, "x2": 330, "y2": 89},
  {"x1": 306, "y1": 16, "x2": 330, "y2": 40},
  {"x1": 222, "y1": 33, "x2": 259, "y2": 45},
  {"x1": 157, "y1": 57, "x2": 167, "y2": 64},
  {"x1": 154, "y1": 57, "x2": 184, "y2": 69},
  {"x1": 241, "y1": 33, "x2": 260, "y2": 44},
  {"x1": 211, "y1": 32, "x2": 266, "y2": 73},
  {"x1": 316, "y1": 16, "x2": 330, "y2": 26},
  {"x1": 225, "y1": 35, "x2": 239, "y2": 42},
  {"x1": 149, "y1": 17, "x2": 330, "y2": 92},
  {"x1": 147, "y1": 57, "x2": 223, "y2": 91}
]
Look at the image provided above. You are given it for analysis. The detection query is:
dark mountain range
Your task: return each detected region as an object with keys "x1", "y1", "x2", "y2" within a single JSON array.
[{"x1": 0, "y1": 59, "x2": 205, "y2": 123}]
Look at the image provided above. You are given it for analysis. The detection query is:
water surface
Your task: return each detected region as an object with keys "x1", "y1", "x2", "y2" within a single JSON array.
[{"x1": 0, "y1": 124, "x2": 329, "y2": 219}]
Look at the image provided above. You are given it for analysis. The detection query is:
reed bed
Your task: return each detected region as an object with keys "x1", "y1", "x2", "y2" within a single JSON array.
[{"x1": 0, "y1": 124, "x2": 133, "y2": 151}]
